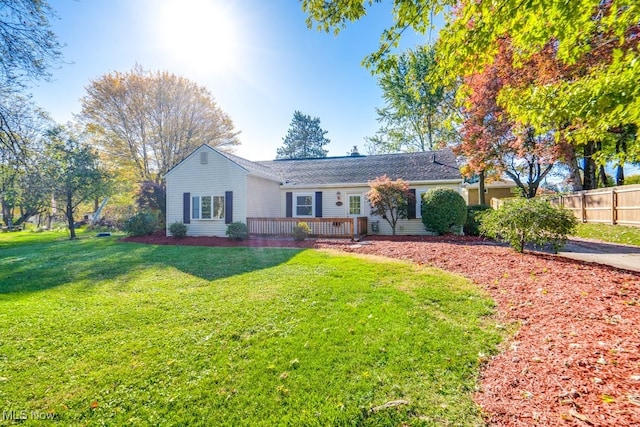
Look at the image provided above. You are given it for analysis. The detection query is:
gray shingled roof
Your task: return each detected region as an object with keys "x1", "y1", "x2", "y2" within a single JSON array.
[
  {"x1": 255, "y1": 149, "x2": 460, "y2": 185},
  {"x1": 215, "y1": 150, "x2": 284, "y2": 182}
]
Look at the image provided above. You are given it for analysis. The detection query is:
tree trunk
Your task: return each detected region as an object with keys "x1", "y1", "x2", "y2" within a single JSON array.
[
  {"x1": 0, "y1": 197, "x2": 9, "y2": 226},
  {"x1": 582, "y1": 142, "x2": 597, "y2": 190},
  {"x1": 615, "y1": 137, "x2": 626, "y2": 186},
  {"x1": 616, "y1": 165, "x2": 624, "y2": 186},
  {"x1": 565, "y1": 146, "x2": 583, "y2": 191},
  {"x1": 66, "y1": 193, "x2": 76, "y2": 240},
  {"x1": 478, "y1": 170, "x2": 486, "y2": 206},
  {"x1": 598, "y1": 164, "x2": 608, "y2": 188}
]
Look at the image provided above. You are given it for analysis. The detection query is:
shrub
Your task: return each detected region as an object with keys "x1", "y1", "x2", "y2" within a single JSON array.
[
  {"x1": 479, "y1": 197, "x2": 577, "y2": 253},
  {"x1": 168, "y1": 221, "x2": 188, "y2": 238},
  {"x1": 293, "y1": 222, "x2": 311, "y2": 242},
  {"x1": 464, "y1": 205, "x2": 492, "y2": 236},
  {"x1": 226, "y1": 222, "x2": 248, "y2": 241},
  {"x1": 421, "y1": 189, "x2": 467, "y2": 235},
  {"x1": 123, "y1": 212, "x2": 158, "y2": 236}
]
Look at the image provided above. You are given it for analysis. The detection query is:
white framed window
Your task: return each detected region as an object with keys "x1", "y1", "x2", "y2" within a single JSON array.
[
  {"x1": 295, "y1": 193, "x2": 314, "y2": 217},
  {"x1": 348, "y1": 194, "x2": 362, "y2": 216},
  {"x1": 417, "y1": 190, "x2": 429, "y2": 218},
  {"x1": 192, "y1": 195, "x2": 224, "y2": 220}
]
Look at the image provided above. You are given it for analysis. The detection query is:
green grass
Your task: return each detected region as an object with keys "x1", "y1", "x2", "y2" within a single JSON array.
[
  {"x1": 0, "y1": 231, "x2": 502, "y2": 426},
  {"x1": 573, "y1": 222, "x2": 640, "y2": 246}
]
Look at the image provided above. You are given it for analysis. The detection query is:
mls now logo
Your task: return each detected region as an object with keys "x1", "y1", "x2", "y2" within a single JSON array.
[
  {"x1": 2, "y1": 410, "x2": 28, "y2": 420},
  {"x1": 2, "y1": 410, "x2": 57, "y2": 421}
]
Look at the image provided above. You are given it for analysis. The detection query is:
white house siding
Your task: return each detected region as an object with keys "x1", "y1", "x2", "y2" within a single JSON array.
[
  {"x1": 246, "y1": 175, "x2": 281, "y2": 217},
  {"x1": 278, "y1": 181, "x2": 463, "y2": 235},
  {"x1": 165, "y1": 146, "x2": 248, "y2": 237}
]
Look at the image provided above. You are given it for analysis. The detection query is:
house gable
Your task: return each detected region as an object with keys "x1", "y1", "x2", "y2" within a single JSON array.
[{"x1": 165, "y1": 145, "x2": 252, "y2": 237}]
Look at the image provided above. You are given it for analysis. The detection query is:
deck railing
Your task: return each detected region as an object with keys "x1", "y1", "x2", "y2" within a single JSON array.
[
  {"x1": 356, "y1": 216, "x2": 368, "y2": 237},
  {"x1": 247, "y1": 217, "x2": 367, "y2": 238}
]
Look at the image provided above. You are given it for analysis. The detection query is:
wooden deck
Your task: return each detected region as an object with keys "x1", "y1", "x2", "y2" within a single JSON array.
[{"x1": 246, "y1": 217, "x2": 368, "y2": 238}]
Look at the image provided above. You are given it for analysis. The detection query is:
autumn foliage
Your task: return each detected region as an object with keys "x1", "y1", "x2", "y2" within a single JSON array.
[{"x1": 366, "y1": 175, "x2": 412, "y2": 235}]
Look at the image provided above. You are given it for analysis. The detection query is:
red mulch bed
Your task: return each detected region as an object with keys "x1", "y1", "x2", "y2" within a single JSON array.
[{"x1": 123, "y1": 233, "x2": 640, "y2": 426}]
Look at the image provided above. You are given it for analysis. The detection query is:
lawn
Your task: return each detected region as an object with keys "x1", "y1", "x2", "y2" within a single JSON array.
[
  {"x1": 573, "y1": 222, "x2": 640, "y2": 246},
  {"x1": 0, "y1": 231, "x2": 502, "y2": 426}
]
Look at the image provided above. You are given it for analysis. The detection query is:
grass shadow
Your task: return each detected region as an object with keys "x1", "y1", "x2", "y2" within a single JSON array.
[{"x1": 0, "y1": 234, "x2": 303, "y2": 295}]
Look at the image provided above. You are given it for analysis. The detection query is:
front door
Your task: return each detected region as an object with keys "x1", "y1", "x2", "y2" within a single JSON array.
[{"x1": 347, "y1": 193, "x2": 362, "y2": 235}]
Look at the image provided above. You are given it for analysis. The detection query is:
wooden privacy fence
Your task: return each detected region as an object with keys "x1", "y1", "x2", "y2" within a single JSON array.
[
  {"x1": 550, "y1": 184, "x2": 640, "y2": 226},
  {"x1": 247, "y1": 217, "x2": 368, "y2": 238}
]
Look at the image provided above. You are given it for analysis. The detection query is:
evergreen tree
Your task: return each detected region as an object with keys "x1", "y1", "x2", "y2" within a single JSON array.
[{"x1": 276, "y1": 111, "x2": 330, "y2": 159}]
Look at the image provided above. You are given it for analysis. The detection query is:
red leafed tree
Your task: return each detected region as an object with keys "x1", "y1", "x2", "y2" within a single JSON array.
[
  {"x1": 366, "y1": 175, "x2": 413, "y2": 235},
  {"x1": 456, "y1": 39, "x2": 559, "y2": 200}
]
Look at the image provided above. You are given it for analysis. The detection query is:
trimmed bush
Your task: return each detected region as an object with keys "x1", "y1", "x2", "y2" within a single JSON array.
[
  {"x1": 421, "y1": 189, "x2": 467, "y2": 235},
  {"x1": 464, "y1": 205, "x2": 492, "y2": 236},
  {"x1": 168, "y1": 221, "x2": 188, "y2": 238},
  {"x1": 226, "y1": 222, "x2": 248, "y2": 241},
  {"x1": 479, "y1": 197, "x2": 577, "y2": 253},
  {"x1": 293, "y1": 222, "x2": 311, "y2": 242},
  {"x1": 123, "y1": 212, "x2": 158, "y2": 236}
]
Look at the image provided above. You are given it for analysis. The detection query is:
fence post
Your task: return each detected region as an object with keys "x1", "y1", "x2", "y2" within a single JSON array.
[
  {"x1": 611, "y1": 188, "x2": 617, "y2": 225},
  {"x1": 580, "y1": 192, "x2": 587, "y2": 223}
]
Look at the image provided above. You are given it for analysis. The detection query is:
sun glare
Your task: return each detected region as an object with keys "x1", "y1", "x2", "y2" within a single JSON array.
[{"x1": 155, "y1": 0, "x2": 241, "y2": 74}]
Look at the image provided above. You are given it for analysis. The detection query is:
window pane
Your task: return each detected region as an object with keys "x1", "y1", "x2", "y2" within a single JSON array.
[
  {"x1": 349, "y1": 195, "x2": 361, "y2": 215},
  {"x1": 192, "y1": 196, "x2": 200, "y2": 219},
  {"x1": 295, "y1": 195, "x2": 313, "y2": 216},
  {"x1": 213, "y1": 196, "x2": 225, "y2": 219},
  {"x1": 296, "y1": 196, "x2": 312, "y2": 205},
  {"x1": 296, "y1": 206, "x2": 312, "y2": 216},
  {"x1": 201, "y1": 196, "x2": 212, "y2": 219}
]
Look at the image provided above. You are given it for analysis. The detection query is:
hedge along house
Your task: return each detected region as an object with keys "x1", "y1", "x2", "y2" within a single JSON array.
[{"x1": 164, "y1": 144, "x2": 463, "y2": 237}]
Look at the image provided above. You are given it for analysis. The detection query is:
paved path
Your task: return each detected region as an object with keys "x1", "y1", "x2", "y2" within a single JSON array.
[{"x1": 557, "y1": 237, "x2": 640, "y2": 273}]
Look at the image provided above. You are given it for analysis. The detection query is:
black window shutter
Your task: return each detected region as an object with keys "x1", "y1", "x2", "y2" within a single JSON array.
[
  {"x1": 407, "y1": 189, "x2": 416, "y2": 219},
  {"x1": 225, "y1": 191, "x2": 233, "y2": 224},
  {"x1": 285, "y1": 192, "x2": 293, "y2": 217},
  {"x1": 315, "y1": 192, "x2": 323, "y2": 217},
  {"x1": 183, "y1": 192, "x2": 191, "y2": 224}
]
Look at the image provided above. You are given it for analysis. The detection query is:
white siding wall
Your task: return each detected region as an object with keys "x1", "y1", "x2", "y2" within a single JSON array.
[
  {"x1": 279, "y1": 182, "x2": 463, "y2": 235},
  {"x1": 165, "y1": 146, "x2": 248, "y2": 237},
  {"x1": 246, "y1": 175, "x2": 281, "y2": 217}
]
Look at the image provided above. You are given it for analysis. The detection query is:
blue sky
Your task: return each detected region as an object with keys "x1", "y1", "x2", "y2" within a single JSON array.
[{"x1": 30, "y1": 0, "x2": 427, "y2": 161}]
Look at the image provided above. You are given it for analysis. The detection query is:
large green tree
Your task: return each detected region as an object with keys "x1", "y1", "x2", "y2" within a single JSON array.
[
  {"x1": 44, "y1": 125, "x2": 111, "y2": 239},
  {"x1": 276, "y1": 111, "x2": 330, "y2": 159},
  {"x1": 302, "y1": 0, "x2": 639, "y2": 184},
  {"x1": 366, "y1": 45, "x2": 458, "y2": 153},
  {"x1": 80, "y1": 66, "x2": 240, "y2": 182}
]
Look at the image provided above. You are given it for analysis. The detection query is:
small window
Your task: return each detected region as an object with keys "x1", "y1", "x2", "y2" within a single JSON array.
[
  {"x1": 417, "y1": 190, "x2": 429, "y2": 218},
  {"x1": 213, "y1": 196, "x2": 225, "y2": 220},
  {"x1": 200, "y1": 152, "x2": 208, "y2": 164},
  {"x1": 295, "y1": 195, "x2": 313, "y2": 217},
  {"x1": 348, "y1": 195, "x2": 361, "y2": 215},
  {"x1": 201, "y1": 196, "x2": 212, "y2": 219}
]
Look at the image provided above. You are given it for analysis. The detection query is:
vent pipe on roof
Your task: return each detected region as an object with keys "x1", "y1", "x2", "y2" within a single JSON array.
[
  {"x1": 349, "y1": 145, "x2": 360, "y2": 156},
  {"x1": 431, "y1": 153, "x2": 436, "y2": 163}
]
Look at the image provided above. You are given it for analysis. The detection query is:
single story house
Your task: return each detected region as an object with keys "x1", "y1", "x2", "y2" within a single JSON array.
[{"x1": 164, "y1": 144, "x2": 463, "y2": 237}]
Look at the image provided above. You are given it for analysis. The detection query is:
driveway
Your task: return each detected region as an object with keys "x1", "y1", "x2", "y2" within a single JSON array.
[{"x1": 558, "y1": 237, "x2": 640, "y2": 273}]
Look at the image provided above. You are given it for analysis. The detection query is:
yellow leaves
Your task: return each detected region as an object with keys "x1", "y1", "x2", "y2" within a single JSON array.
[{"x1": 600, "y1": 394, "x2": 616, "y2": 404}]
